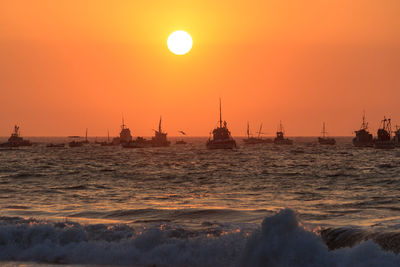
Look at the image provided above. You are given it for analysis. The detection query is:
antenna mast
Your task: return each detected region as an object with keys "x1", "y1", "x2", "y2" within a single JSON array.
[{"x1": 219, "y1": 98, "x2": 222, "y2": 128}]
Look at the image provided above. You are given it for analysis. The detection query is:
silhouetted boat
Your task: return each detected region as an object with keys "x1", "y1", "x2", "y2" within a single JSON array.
[
  {"x1": 0, "y1": 125, "x2": 32, "y2": 147},
  {"x1": 112, "y1": 118, "x2": 133, "y2": 145},
  {"x1": 99, "y1": 130, "x2": 114, "y2": 146},
  {"x1": 274, "y1": 121, "x2": 293, "y2": 145},
  {"x1": 318, "y1": 122, "x2": 336, "y2": 145},
  {"x1": 81, "y1": 128, "x2": 89, "y2": 144},
  {"x1": 206, "y1": 99, "x2": 236, "y2": 149},
  {"x1": 122, "y1": 137, "x2": 152, "y2": 148},
  {"x1": 374, "y1": 117, "x2": 395, "y2": 149},
  {"x1": 68, "y1": 140, "x2": 84, "y2": 147},
  {"x1": 394, "y1": 126, "x2": 400, "y2": 147},
  {"x1": 243, "y1": 122, "x2": 272, "y2": 144},
  {"x1": 150, "y1": 117, "x2": 170, "y2": 147},
  {"x1": 46, "y1": 143, "x2": 65, "y2": 148},
  {"x1": 353, "y1": 112, "x2": 373, "y2": 147}
]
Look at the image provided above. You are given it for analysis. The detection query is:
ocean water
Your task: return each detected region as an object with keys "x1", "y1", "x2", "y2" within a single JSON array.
[{"x1": 1, "y1": 137, "x2": 400, "y2": 266}]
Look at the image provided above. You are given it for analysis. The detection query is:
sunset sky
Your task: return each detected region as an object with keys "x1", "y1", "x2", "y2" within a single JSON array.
[{"x1": 1, "y1": 1, "x2": 399, "y2": 137}]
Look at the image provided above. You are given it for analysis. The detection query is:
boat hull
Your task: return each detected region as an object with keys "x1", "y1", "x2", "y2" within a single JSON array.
[
  {"x1": 374, "y1": 141, "x2": 395, "y2": 149},
  {"x1": 318, "y1": 137, "x2": 336, "y2": 145},
  {"x1": 206, "y1": 139, "x2": 236, "y2": 149},
  {"x1": 274, "y1": 139, "x2": 293, "y2": 145}
]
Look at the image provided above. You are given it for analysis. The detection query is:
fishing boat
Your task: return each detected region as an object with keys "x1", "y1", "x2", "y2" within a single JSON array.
[
  {"x1": 353, "y1": 112, "x2": 373, "y2": 147},
  {"x1": 206, "y1": 99, "x2": 236, "y2": 149},
  {"x1": 318, "y1": 122, "x2": 336, "y2": 145},
  {"x1": 150, "y1": 117, "x2": 170, "y2": 147},
  {"x1": 394, "y1": 126, "x2": 400, "y2": 147},
  {"x1": 0, "y1": 125, "x2": 32, "y2": 147},
  {"x1": 122, "y1": 137, "x2": 152, "y2": 148},
  {"x1": 374, "y1": 117, "x2": 395, "y2": 149},
  {"x1": 243, "y1": 122, "x2": 272, "y2": 144},
  {"x1": 100, "y1": 130, "x2": 114, "y2": 146},
  {"x1": 68, "y1": 140, "x2": 83, "y2": 147},
  {"x1": 46, "y1": 143, "x2": 65, "y2": 148},
  {"x1": 112, "y1": 118, "x2": 133, "y2": 145},
  {"x1": 274, "y1": 121, "x2": 293, "y2": 145}
]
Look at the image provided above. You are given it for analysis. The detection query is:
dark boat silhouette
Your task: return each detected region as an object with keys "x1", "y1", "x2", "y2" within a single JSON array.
[
  {"x1": 0, "y1": 125, "x2": 32, "y2": 147},
  {"x1": 374, "y1": 117, "x2": 395, "y2": 149},
  {"x1": 99, "y1": 130, "x2": 114, "y2": 146},
  {"x1": 112, "y1": 118, "x2": 133, "y2": 145},
  {"x1": 243, "y1": 122, "x2": 272, "y2": 144},
  {"x1": 318, "y1": 122, "x2": 336, "y2": 145},
  {"x1": 68, "y1": 129, "x2": 89, "y2": 147},
  {"x1": 68, "y1": 141, "x2": 83, "y2": 147},
  {"x1": 394, "y1": 126, "x2": 400, "y2": 147},
  {"x1": 123, "y1": 117, "x2": 170, "y2": 148},
  {"x1": 206, "y1": 99, "x2": 236, "y2": 149},
  {"x1": 274, "y1": 121, "x2": 293, "y2": 145},
  {"x1": 353, "y1": 112, "x2": 373, "y2": 147},
  {"x1": 150, "y1": 117, "x2": 170, "y2": 147},
  {"x1": 46, "y1": 143, "x2": 65, "y2": 148}
]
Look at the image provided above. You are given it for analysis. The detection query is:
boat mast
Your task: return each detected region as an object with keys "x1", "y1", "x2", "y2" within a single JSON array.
[
  {"x1": 159, "y1": 116, "x2": 162, "y2": 133},
  {"x1": 107, "y1": 129, "x2": 110, "y2": 142},
  {"x1": 247, "y1": 122, "x2": 250, "y2": 138},
  {"x1": 258, "y1": 123, "x2": 263, "y2": 139},
  {"x1": 122, "y1": 116, "x2": 126, "y2": 130},
  {"x1": 219, "y1": 98, "x2": 222, "y2": 128},
  {"x1": 85, "y1": 128, "x2": 88, "y2": 142},
  {"x1": 322, "y1": 122, "x2": 326, "y2": 138}
]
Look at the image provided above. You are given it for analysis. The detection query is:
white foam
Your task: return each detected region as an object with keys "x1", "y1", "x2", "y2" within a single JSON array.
[{"x1": 0, "y1": 209, "x2": 399, "y2": 266}]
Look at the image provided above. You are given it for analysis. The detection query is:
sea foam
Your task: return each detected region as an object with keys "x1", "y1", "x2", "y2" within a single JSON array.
[{"x1": 0, "y1": 209, "x2": 399, "y2": 266}]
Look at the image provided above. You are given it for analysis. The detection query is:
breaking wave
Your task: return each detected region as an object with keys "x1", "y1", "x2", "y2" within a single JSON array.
[{"x1": 1, "y1": 209, "x2": 400, "y2": 266}]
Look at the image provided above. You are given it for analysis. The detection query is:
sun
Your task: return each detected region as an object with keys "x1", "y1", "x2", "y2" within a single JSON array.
[{"x1": 167, "y1": 31, "x2": 193, "y2": 55}]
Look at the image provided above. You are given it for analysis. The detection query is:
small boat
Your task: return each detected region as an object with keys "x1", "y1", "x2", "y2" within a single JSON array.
[
  {"x1": 394, "y1": 126, "x2": 400, "y2": 147},
  {"x1": 150, "y1": 117, "x2": 171, "y2": 147},
  {"x1": 99, "y1": 130, "x2": 115, "y2": 146},
  {"x1": 318, "y1": 122, "x2": 336, "y2": 145},
  {"x1": 122, "y1": 137, "x2": 152, "y2": 148},
  {"x1": 176, "y1": 130, "x2": 187, "y2": 145},
  {"x1": 353, "y1": 112, "x2": 373, "y2": 147},
  {"x1": 112, "y1": 117, "x2": 133, "y2": 146},
  {"x1": 274, "y1": 121, "x2": 293, "y2": 145},
  {"x1": 374, "y1": 117, "x2": 395, "y2": 149},
  {"x1": 206, "y1": 99, "x2": 236, "y2": 149},
  {"x1": 0, "y1": 125, "x2": 32, "y2": 147},
  {"x1": 68, "y1": 140, "x2": 84, "y2": 147},
  {"x1": 81, "y1": 128, "x2": 89, "y2": 144},
  {"x1": 243, "y1": 122, "x2": 272, "y2": 144},
  {"x1": 46, "y1": 143, "x2": 65, "y2": 148}
]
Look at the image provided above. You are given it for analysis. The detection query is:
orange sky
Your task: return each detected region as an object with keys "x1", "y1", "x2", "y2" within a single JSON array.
[{"x1": 1, "y1": 1, "x2": 399, "y2": 136}]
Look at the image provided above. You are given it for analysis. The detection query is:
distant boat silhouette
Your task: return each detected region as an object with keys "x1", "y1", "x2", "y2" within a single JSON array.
[
  {"x1": 206, "y1": 99, "x2": 236, "y2": 149},
  {"x1": 123, "y1": 117, "x2": 170, "y2": 148},
  {"x1": 150, "y1": 117, "x2": 170, "y2": 147},
  {"x1": 318, "y1": 122, "x2": 336, "y2": 145},
  {"x1": 374, "y1": 117, "x2": 395, "y2": 149},
  {"x1": 243, "y1": 122, "x2": 272, "y2": 144},
  {"x1": 274, "y1": 121, "x2": 293, "y2": 145},
  {"x1": 353, "y1": 112, "x2": 373, "y2": 147},
  {"x1": 112, "y1": 117, "x2": 133, "y2": 145},
  {"x1": 47, "y1": 143, "x2": 65, "y2": 148},
  {"x1": 394, "y1": 126, "x2": 400, "y2": 147},
  {"x1": 0, "y1": 125, "x2": 32, "y2": 147}
]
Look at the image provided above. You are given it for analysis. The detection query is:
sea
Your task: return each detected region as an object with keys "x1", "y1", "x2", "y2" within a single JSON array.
[{"x1": 1, "y1": 136, "x2": 400, "y2": 267}]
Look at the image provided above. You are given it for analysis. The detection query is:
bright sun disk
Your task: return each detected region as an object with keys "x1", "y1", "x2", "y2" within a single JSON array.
[{"x1": 167, "y1": 31, "x2": 193, "y2": 55}]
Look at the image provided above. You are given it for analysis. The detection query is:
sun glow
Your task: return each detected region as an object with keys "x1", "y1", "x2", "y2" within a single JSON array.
[{"x1": 167, "y1": 31, "x2": 193, "y2": 55}]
